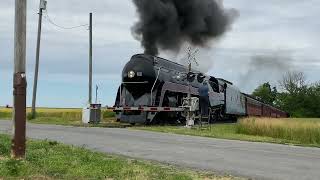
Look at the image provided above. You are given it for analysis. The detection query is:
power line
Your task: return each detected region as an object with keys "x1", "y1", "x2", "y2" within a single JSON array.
[{"x1": 43, "y1": 9, "x2": 88, "y2": 30}]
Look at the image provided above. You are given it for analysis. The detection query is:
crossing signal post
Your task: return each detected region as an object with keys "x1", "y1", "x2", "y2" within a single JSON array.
[{"x1": 185, "y1": 47, "x2": 199, "y2": 127}]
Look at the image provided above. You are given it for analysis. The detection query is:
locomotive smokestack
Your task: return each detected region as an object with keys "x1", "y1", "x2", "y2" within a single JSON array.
[{"x1": 131, "y1": 0, "x2": 239, "y2": 55}]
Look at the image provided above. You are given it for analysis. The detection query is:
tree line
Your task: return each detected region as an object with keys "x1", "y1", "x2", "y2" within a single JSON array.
[{"x1": 252, "y1": 71, "x2": 320, "y2": 118}]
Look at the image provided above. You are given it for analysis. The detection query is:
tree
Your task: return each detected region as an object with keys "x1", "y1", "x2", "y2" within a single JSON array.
[
  {"x1": 279, "y1": 71, "x2": 306, "y2": 95},
  {"x1": 277, "y1": 72, "x2": 320, "y2": 117},
  {"x1": 304, "y1": 82, "x2": 320, "y2": 117},
  {"x1": 252, "y1": 82, "x2": 277, "y2": 105},
  {"x1": 276, "y1": 72, "x2": 306, "y2": 117},
  {"x1": 251, "y1": 72, "x2": 319, "y2": 117}
]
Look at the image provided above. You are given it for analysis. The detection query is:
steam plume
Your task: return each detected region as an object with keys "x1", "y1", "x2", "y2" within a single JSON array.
[
  {"x1": 238, "y1": 53, "x2": 295, "y2": 92},
  {"x1": 132, "y1": 0, "x2": 238, "y2": 55}
]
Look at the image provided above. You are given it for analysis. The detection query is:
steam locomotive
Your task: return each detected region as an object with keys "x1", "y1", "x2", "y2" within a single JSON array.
[{"x1": 113, "y1": 54, "x2": 288, "y2": 124}]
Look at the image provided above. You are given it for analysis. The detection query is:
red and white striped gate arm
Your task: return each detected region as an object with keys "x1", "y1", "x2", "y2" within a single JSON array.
[{"x1": 107, "y1": 106, "x2": 185, "y2": 112}]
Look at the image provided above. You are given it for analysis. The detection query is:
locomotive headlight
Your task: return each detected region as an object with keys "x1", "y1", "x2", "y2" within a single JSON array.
[{"x1": 128, "y1": 70, "x2": 135, "y2": 78}]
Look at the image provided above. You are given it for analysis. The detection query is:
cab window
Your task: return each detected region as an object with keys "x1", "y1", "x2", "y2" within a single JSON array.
[
  {"x1": 209, "y1": 81, "x2": 219, "y2": 93},
  {"x1": 219, "y1": 85, "x2": 225, "y2": 93}
]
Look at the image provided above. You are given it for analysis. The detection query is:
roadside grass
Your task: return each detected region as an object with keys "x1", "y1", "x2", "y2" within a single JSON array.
[
  {"x1": 236, "y1": 117, "x2": 320, "y2": 145},
  {"x1": 0, "y1": 134, "x2": 239, "y2": 180},
  {"x1": 134, "y1": 118, "x2": 320, "y2": 148}
]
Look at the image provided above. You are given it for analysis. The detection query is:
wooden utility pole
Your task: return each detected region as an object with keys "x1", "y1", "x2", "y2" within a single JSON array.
[
  {"x1": 31, "y1": 0, "x2": 47, "y2": 119},
  {"x1": 88, "y1": 13, "x2": 93, "y2": 104},
  {"x1": 12, "y1": 0, "x2": 27, "y2": 159}
]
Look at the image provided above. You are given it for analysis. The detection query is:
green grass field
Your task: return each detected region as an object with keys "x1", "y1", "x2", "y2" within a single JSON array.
[{"x1": 0, "y1": 134, "x2": 238, "y2": 180}]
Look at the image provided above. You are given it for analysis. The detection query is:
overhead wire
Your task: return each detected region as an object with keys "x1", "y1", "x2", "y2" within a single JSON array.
[{"x1": 43, "y1": 9, "x2": 88, "y2": 30}]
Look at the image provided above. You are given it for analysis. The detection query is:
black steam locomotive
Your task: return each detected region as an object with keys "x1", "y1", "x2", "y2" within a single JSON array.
[{"x1": 114, "y1": 54, "x2": 288, "y2": 124}]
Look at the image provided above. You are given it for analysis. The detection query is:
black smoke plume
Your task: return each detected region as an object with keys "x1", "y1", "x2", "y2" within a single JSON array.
[{"x1": 132, "y1": 0, "x2": 238, "y2": 55}]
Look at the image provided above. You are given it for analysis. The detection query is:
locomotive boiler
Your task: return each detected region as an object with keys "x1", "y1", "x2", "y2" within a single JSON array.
[{"x1": 113, "y1": 54, "x2": 288, "y2": 125}]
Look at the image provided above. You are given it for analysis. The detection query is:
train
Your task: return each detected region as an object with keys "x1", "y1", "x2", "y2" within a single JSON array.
[{"x1": 113, "y1": 54, "x2": 288, "y2": 125}]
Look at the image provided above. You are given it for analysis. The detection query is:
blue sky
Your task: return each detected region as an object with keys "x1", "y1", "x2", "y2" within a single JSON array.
[{"x1": 1, "y1": 0, "x2": 319, "y2": 107}]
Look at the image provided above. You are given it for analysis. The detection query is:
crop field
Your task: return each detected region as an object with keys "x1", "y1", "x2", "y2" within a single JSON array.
[{"x1": 0, "y1": 107, "x2": 117, "y2": 126}]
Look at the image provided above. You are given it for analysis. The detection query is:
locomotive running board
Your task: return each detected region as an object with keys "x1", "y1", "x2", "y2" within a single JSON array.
[{"x1": 107, "y1": 106, "x2": 185, "y2": 112}]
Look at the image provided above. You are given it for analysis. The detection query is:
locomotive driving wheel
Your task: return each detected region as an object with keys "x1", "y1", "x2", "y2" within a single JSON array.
[
  {"x1": 209, "y1": 108, "x2": 218, "y2": 124},
  {"x1": 209, "y1": 106, "x2": 224, "y2": 123}
]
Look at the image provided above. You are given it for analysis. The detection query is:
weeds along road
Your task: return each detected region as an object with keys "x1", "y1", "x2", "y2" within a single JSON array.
[{"x1": 1, "y1": 120, "x2": 320, "y2": 180}]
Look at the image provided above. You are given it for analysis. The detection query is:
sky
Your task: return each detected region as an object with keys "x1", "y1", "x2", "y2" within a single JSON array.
[{"x1": 0, "y1": 0, "x2": 319, "y2": 108}]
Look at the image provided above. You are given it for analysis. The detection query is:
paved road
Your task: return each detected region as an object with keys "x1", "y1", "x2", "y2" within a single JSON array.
[{"x1": 1, "y1": 120, "x2": 320, "y2": 180}]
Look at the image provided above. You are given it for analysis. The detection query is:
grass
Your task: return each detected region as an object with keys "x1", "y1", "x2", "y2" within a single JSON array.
[
  {"x1": 236, "y1": 117, "x2": 320, "y2": 145},
  {"x1": 0, "y1": 108, "x2": 12, "y2": 119},
  {"x1": 0, "y1": 134, "x2": 239, "y2": 180},
  {"x1": 134, "y1": 118, "x2": 320, "y2": 148},
  {"x1": 0, "y1": 107, "x2": 120, "y2": 127}
]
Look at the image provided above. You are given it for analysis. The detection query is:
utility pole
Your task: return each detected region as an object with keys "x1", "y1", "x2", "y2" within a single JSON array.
[
  {"x1": 12, "y1": 0, "x2": 27, "y2": 159},
  {"x1": 31, "y1": 0, "x2": 47, "y2": 119},
  {"x1": 88, "y1": 13, "x2": 93, "y2": 104},
  {"x1": 95, "y1": 85, "x2": 98, "y2": 104}
]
